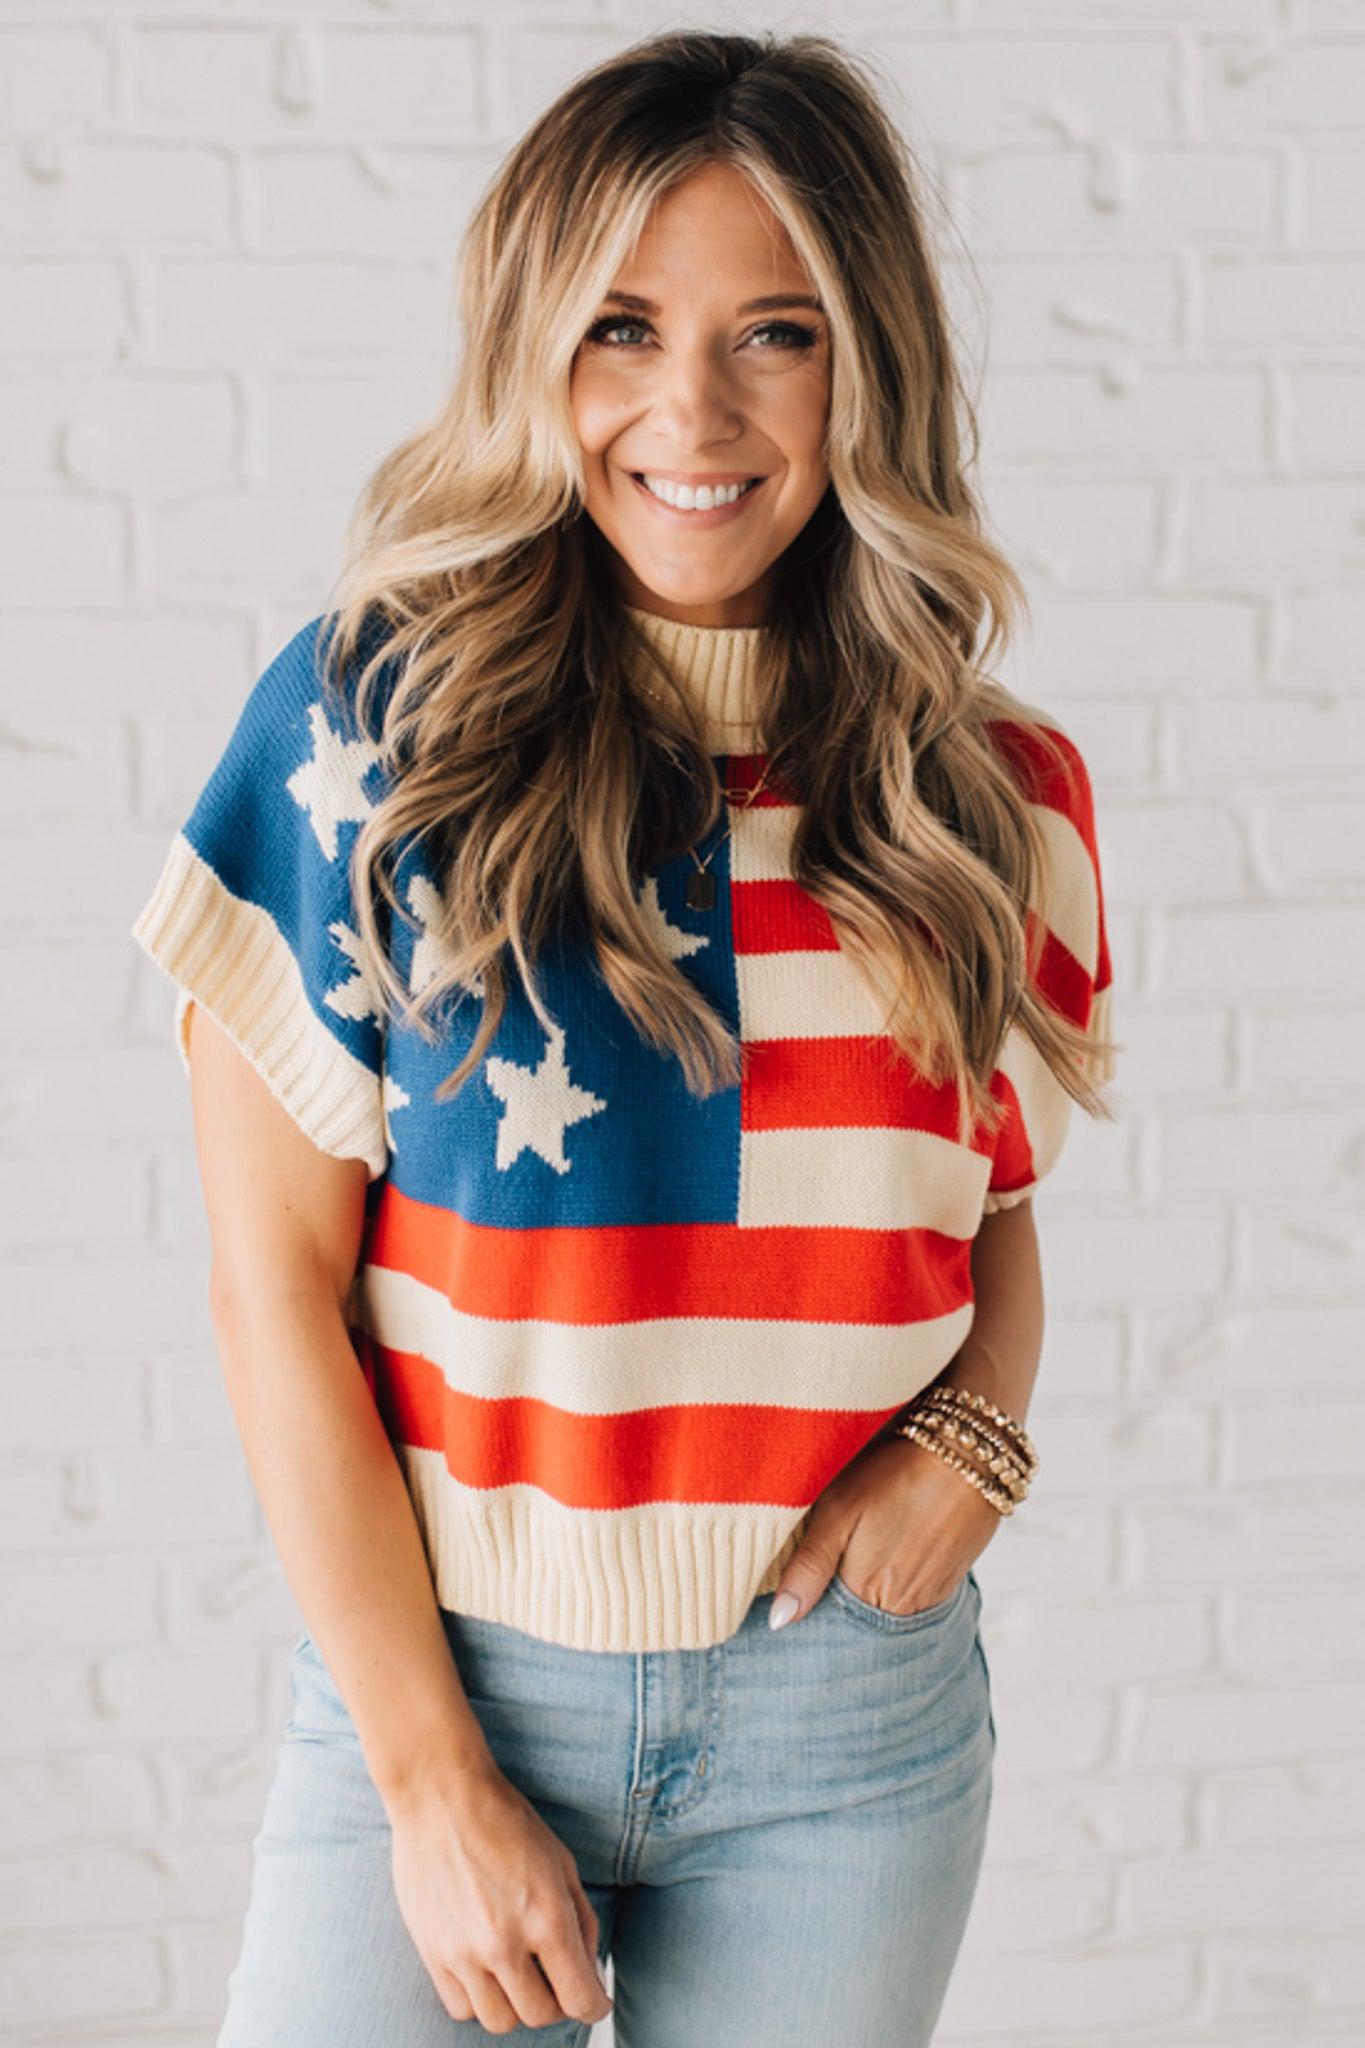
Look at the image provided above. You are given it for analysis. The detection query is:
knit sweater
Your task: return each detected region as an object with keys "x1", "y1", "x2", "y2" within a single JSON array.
[{"x1": 131, "y1": 608, "x2": 1114, "y2": 1653}]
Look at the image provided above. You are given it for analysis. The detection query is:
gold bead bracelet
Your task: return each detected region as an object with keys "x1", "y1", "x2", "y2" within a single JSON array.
[
  {"x1": 894, "y1": 1421, "x2": 1020, "y2": 1515},
  {"x1": 916, "y1": 1383, "x2": 1038, "y2": 1475},
  {"x1": 890, "y1": 1378, "x2": 1040, "y2": 1517},
  {"x1": 911, "y1": 1405, "x2": 1032, "y2": 1491},
  {"x1": 907, "y1": 1407, "x2": 1031, "y2": 1500}
]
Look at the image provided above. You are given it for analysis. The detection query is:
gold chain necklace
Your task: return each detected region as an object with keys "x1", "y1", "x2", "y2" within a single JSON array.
[{"x1": 683, "y1": 755, "x2": 777, "y2": 911}]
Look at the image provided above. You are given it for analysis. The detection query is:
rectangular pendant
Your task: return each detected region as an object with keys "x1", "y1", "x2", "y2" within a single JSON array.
[{"x1": 685, "y1": 870, "x2": 717, "y2": 911}]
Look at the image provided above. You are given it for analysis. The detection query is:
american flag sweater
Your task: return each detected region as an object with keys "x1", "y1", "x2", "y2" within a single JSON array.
[{"x1": 131, "y1": 608, "x2": 1115, "y2": 1653}]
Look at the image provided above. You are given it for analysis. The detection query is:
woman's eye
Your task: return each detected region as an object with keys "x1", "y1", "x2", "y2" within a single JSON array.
[
  {"x1": 748, "y1": 320, "x2": 819, "y2": 351},
  {"x1": 584, "y1": 317, "x2": 650, "y2": 347},
  {"x1": 582, "y1": 317, "x2": 818, "y2": 353}
]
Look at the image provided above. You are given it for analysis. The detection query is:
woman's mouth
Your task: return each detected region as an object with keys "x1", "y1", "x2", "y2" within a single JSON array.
[{"x1": 629, "y1": 472, "x2": 767, "y2": 526}]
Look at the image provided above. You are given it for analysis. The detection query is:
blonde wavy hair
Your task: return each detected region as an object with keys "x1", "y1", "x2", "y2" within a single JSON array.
[{"x1": 314, "y1": 27, "x2": 1119, "y2": 1146}]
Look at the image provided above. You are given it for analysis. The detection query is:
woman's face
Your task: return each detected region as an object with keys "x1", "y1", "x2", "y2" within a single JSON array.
[{"x1": 569, "y1": 160, "x2": 832, "y2": 628}]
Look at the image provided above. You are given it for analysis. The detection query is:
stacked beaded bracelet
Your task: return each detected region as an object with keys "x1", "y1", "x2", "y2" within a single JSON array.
[{"x1": 892, "y1": 1383, "x2": 1039, "y2": 1517}]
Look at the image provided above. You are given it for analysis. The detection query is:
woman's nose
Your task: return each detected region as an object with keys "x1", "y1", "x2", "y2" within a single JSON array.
[{"x1": 647, "y1": 346, "x2": 741, "y2": 429}]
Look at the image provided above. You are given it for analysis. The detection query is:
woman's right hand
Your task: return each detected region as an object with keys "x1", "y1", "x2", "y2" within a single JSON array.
[{"x1": 387, "y1": 1757, "x2": 613, "y2": 2033}]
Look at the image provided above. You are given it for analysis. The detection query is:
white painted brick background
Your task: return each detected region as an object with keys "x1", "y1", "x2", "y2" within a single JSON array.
[{"x1": 2, "y1": 2, "x2": 1362, "y2": 2043}]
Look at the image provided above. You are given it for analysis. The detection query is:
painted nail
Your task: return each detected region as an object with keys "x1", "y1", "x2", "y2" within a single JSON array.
[{"x1": 769, "y1": 1591, "x2": 800, "y2": 1630}]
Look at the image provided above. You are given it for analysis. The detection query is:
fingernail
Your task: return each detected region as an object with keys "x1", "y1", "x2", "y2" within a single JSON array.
[{"x1": 769, "y1": 1591, "x2": 800, "y2": 1630}]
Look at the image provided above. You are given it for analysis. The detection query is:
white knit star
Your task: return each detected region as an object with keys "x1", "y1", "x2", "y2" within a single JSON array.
[
  {"x1": 286, "y1": 701, "x2": 383, "y2": 862},
  {"x1": 637, "y1": 873, "x2": 710, "y2": 961},
  {"x1": 483, "y1": 1021, "x2": 607, "y2": 1175},
  {"x1": 322, "y1": 919, "x2": 385, "y2": 1031}
]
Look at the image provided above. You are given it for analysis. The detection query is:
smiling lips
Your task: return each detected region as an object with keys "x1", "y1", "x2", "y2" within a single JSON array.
[{"x1": 630, "y1": 470, "x2": 768, "y2": 524}]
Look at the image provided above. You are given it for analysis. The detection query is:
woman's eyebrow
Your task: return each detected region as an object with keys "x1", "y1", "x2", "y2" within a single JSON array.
[{"x1": 601, "y1": 289, "x2": 825, "y2": 315}]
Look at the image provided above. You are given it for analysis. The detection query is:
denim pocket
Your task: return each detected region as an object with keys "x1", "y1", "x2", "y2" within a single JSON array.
[
  {"x1": 283, "y1": 1631, "x2": 359, "y2": 1744},
  {"x1": 827, "y1": 1566, "x2": 972, "y2": 1633}
]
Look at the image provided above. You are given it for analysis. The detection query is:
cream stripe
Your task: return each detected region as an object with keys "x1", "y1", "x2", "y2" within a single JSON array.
[
  {"x1": 739, "y1": 1122, "x2": 990, "y2": 1233},
  {"x1": 352, "y1": 1263, "x2": 976, "y2": 1415},
  {"x1": 1083, "y1": 980, "x2": 1118, "y2": 1088},
  {"x1": 730, "y1": 797, "x2": 797, "y2": 883},
  {"x1": 131, "y1": 830, "x2": 389, "y2": 1182},
  {"x1": 736, "y1": 945, "x2": 890, "y2": 1039}
]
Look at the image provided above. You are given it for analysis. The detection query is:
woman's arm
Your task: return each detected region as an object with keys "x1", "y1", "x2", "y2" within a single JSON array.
[
  {"x1": 933, "y1": 1195, "x2": 1046, "y2": 1425},
  {"x1": 210, "y1": 1272, "x2": 496, "y2": 1805},
  {"x1": 186, "y1": 1002, "x2": 613, "y2": 2033},
  {"x1": 190, "y1": 1001, "x2": 495, "y2": 1810}
]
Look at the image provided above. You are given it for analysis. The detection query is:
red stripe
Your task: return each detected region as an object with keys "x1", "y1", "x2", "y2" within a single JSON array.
[
  {"x1": 368, "y1": 1346, "x2": 905, "y2": 1509},
  {"x1": 983, "y1": 1068, "x2": 1034, "y2": 1198},
  {"x1": 365, "y1": 1186, "x2": 975, "y2": 1326},
  {"x1": 1031, "y1": 914, "x2": 1096, "y2": 1026},
  {"x1": 741, "y1": 1031, "x2": 990, "y2": 1146},
  {"x1": 982, "y1": 716, "x2": 1094, "y2": 837},
  {"x1": 732, "y1": 875, "x2": 837, "y2": 953}
]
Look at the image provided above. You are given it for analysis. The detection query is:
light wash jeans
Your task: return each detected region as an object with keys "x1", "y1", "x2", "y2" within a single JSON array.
[{"x1": 216, "y1": 1568, "x2": 996, "y2": 2048}]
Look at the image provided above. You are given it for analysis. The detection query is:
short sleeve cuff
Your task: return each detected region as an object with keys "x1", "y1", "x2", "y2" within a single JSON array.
[{"x1": 133, "y1": 829, "x2": 389, "y2": 1183}]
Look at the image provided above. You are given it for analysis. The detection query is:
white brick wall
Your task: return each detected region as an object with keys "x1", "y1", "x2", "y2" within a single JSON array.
[{"x1": 3, "y1": 4, "x2": 1361, "y2": 2042}]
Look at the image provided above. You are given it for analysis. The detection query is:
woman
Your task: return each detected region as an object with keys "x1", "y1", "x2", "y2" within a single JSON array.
[{"x1": 131, "y1": 29, "x2": 1117, "y2": 2048}]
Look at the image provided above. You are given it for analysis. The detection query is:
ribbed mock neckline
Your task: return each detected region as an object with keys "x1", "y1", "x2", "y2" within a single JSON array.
[{"x1": 624, "y1": 603, "x2": 766, "y2": 755}]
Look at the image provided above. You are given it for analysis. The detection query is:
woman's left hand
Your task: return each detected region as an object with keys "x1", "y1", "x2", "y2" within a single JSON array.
[{"x1": 766, "y1": 1428, "x2": 1002, "y2": 1629}]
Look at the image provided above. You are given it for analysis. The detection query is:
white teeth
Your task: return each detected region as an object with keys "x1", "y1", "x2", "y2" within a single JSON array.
[{"x1": 639, "y1": 474, "x2": 759, "y2": 511}]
